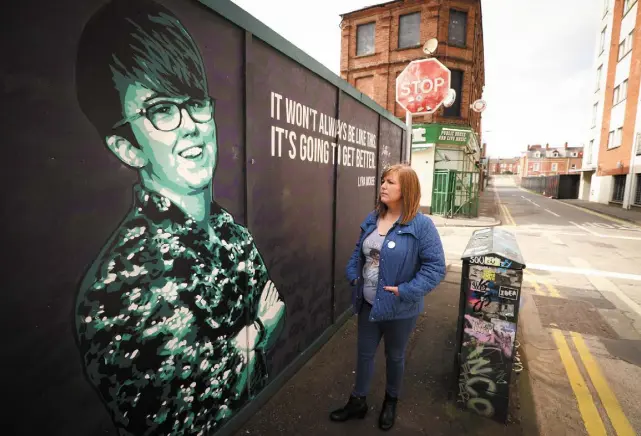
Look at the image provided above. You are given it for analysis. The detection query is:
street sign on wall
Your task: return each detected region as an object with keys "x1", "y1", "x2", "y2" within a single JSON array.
[{"x1": 396, "y1": 58, "x2": 452, "y2": 115}]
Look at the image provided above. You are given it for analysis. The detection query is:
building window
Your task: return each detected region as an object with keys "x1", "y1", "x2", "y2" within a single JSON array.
[
  {"x1": 637, "y1": 132, "x2": 641, "y2": 155},
  {"x1": 596, "y1": 66, "x2": 602, "y2": 91},
  {"x1": 624, "y1": 0, "x2": 638, "y2": 15},
  {"x1": 618, "y1": 30, "x2": 634, "y2": 60},
  {"x1": 587, "y1": 140, "x2": 594, "y2": 164},
  {"x1": 356, "y1": 22, "x2": 375, "y2": 56},
  {"x1": 448, "y1": 9, "x2": 467, "y2": 47},
  {"x1": 600, "y1": 27, "x2": 607, "y2": 53},
  {"x1": 398, "y1": 12, "x2": 420, "y2": 49},
  {"x1": 615, "y1": 127, "x2": 623, "y2": 147},
  {"x1": 604, "y1": 0, "x2": 610, "y2": 15},
  {"x1": 635, "y1": 174, "x2": 641, "y2": 205},
  {"x1": 612, "y1": 175, "x2": 626, "y2": 202},
  {"x1": 608, "y1": 130, "x2": 615, "y2": 148},
  {"x1": 592, "y1": 102, "x2": 599, "y2": 126},
  {"x1": 620, "y1": 79, "x2": 628, "y2": 102},
  {"x1": 553, "y1": 151, "x2": 560, "y2": 157},
  {"x1": 443, "y1": 69, "x2": 463, "y2": 117},
  {"x1": 551, "y1": 163, "x2": 558, "y2": 172},
  {"x1": 571, "y1": 164, "x2": 577, "y2": 170},
  {"x1": 535, "y1": 152, "x2": 541, "y2": 158},
  {"x1": 613, "y1": 85, "x2": 620, "y2": 104},
  {"x1": 571, "y1": 152, "x2": 578, "y2": 157},
  {"x1": 533, "y1": 163, "x2": 540, "y2": 172},
  {"x1": 618, "y1": 41, "x2": 626, "y2": 59}
]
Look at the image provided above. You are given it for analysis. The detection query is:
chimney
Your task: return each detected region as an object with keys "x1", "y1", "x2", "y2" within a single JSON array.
[
  {"x1": 546, "y1": 143, "x2": 550, "y2": 149},
  {"x1": 564, "y1": 142, "x2": 568, "y2": 149}
]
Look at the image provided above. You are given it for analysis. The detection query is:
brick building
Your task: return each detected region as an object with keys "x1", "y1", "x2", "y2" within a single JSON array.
[
  {"x1": 339, "y1": 0, "x2": 484, "y2": 129},
  {"x1": 489, "y1": 158, "x2": 519, "y2": 175},
  {"x1": 578, "y1": 0, "x2": 641, "y2": 208},
  {"x1": 339, "y1": 0, "x2": 485, "y2": 215},
  {"x1": 519, "y1": 144, "x2": 584, "y2": 178}
]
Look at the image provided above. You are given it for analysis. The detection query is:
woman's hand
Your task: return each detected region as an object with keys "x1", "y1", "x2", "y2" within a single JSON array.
[
  {"x1": 232, "y1": 322, "x2": 261, "y2": 352},
  {"x1": 384, "y1": 286, "x2": 399, "y2": 297}
]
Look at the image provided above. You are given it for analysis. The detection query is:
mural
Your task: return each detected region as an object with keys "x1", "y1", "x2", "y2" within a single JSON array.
[
  {"x1": 1, "y1": 0, "x2": 406, "y2": 434},
  {"x1": 73, "y1": 1, "x2": 285, "y2": 433}
]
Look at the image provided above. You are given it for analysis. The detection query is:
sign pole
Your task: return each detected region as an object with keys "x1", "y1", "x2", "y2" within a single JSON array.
[{"x1": 405, "y1": 111, "x2": 413, "y2": 164}]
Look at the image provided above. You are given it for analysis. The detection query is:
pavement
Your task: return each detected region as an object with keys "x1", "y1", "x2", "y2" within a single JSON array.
[
  {"x1": 488, "y1": 175, "x2": 641, "y2": 436},
  {"x1": 235, "y1": 175, "x2": 641, "y2": 436},
  {"x1": 234, "y1": 178, "x2": 530, "y2": 436},
  {"x1": 558, "y1": 199, "x2": 641, "y2": 227},
  {"x1": 430, "y1": 186, "x2": 502, "y2": 228},
  {"x1": 236, "y1": 265, "x2": 530, "y2": 436}
]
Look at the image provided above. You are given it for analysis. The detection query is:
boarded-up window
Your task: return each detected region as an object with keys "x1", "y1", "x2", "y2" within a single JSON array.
[
  {"x1": 443, "y1": 69, "x2": 463, "y2": 117},
  {"x1": 448, "y1": 10, "x2": 467, "y2": 47},
  {"x1": 356, "y1": 22, "x2": 375, "y2": 56},
  {"x1": 355, "y1": 76, "x2": 374, "y2": 98},
  {"x1": 398, "y1": 12, "x2": 420, "y2": 49}
]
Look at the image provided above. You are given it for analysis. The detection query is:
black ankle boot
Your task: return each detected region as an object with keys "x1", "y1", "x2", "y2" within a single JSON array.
[
  {"x1": 329, "y1": 394, "x2": 368, "y2": 422},
  {"x1": 378, "y1": 392, "x2": 397, "y2": 431}
]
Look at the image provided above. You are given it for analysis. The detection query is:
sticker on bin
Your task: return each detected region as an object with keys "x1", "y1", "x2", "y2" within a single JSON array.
[
  {"x1": 498, "y1": 286, "x2": 519, "y2": 300},
  {"x1": 469, "y1": 255, "x2": 501, "y2": 267}
]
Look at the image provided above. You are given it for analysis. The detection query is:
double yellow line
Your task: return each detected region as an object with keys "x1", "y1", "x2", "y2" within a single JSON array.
[
  {"x1": 525, "y1": 270, "x2": 561, "y2": 298},
  {"x1": 551, "y1": 331, "x2": 634, "y2": 436},
  {"x1": 526, "y1": 273, "x2": 634, "y2": 435},
  {"x1": 494, "y1": 188, "x2": 516, "y2": 227},
  {"x1": 501, "y1": 203, "x2": 516, "y2": 226}
]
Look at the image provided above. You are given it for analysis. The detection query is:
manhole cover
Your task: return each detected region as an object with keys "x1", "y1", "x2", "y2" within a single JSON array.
[{"x1": 533, "y1": 295, "x2": 619, "y2": 339}]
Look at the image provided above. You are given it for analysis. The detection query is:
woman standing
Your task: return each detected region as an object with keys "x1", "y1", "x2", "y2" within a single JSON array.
[{"x1": 329, "y1": 164, "x2": 446, "y2": 431}]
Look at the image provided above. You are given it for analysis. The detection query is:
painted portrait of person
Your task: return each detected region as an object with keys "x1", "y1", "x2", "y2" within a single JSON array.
[{"x1": 73, "y1": 0, "x2": 286, "y2": 434}]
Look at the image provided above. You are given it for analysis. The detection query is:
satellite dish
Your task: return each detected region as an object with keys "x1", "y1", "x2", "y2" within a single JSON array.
[
  {"x1": 422, "y1": 38, "x2": 439, "y2": 56},
  {"x1": 470, "y1": 99, "x2": 487, "y2": 113},
  {"x1": 443, "y1": 88, "x2": 456, "y2": 108}
]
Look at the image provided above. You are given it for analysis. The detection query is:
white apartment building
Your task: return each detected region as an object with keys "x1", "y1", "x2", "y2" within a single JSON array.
[{"x1": 579, "y1": 0, "x2": 641, "y2": 209}]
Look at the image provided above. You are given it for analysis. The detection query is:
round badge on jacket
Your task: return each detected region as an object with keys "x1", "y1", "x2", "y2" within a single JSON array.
[{"x1": 388, "y1": 241, "x2": 396, "y2": 249}]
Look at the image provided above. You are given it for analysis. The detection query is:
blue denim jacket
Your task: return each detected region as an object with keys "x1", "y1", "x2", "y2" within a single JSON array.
[{"x1": 346, "y1": 211, "x2": 446, "y2": 322}]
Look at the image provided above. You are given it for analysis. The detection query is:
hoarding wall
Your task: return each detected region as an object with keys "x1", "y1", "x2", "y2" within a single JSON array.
[{"x1": 0, "y1": 0, "x2": 406, "y2": 434}]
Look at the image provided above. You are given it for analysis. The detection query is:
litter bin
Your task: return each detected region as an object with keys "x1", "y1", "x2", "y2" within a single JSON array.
[{"x1": 452, "y1": 227, "x2": 526, "y2": 423}]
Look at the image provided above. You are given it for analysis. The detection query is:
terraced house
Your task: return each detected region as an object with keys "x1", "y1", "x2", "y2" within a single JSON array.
[{"x1": 520, "y1": 144, "x2": 584, "y2": 178}]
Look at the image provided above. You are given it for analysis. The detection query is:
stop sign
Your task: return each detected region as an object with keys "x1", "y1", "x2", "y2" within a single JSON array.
[{"x1": 396, "y1": 58, "x2": 451, "y2": 115}]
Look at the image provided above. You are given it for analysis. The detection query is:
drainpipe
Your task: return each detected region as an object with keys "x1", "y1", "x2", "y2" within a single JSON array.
[{"x1": 624, "y1": 133, "x2": 639, "y2": 209}]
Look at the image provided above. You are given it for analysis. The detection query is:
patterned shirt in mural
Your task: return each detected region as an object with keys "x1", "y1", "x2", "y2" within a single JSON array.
[{"x1": 75, "y1": 185, "x2": 285, "y2": 436}]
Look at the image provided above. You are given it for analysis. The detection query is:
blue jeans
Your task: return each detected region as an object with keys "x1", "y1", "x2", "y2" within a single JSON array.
[{"x1": 352, "y1": 302, "x2": 418, "y2": 398}]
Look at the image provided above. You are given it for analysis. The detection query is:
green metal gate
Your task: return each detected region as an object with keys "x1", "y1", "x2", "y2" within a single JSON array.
[
  {"x1": 432, "y1": 170, "x2": 457, "y2": 215},
  {"x1": 432, "y1": 170, "x2": 480, "y2": 217},
  {"x1": 452, "y1": 171, "x2": 480, "y2": 217}
]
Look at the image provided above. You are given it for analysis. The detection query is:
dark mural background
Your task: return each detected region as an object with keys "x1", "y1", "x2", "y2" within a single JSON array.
[{"x1": 0, "y1": 0, "x2": 405, "y2": 434}]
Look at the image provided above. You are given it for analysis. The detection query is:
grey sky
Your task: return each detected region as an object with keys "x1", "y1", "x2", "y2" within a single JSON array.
[{"x1": 230, "y1": 0, "x2": 601, "y2": 158}]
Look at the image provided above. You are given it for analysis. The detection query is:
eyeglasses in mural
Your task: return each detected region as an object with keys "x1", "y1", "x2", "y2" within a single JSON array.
[{"x1": 73, "y1": 1, "x2": 286, "y2": 433}]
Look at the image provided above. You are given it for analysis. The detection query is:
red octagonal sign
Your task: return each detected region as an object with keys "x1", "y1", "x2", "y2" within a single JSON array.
[{"x1": 396, "y1": 58, "x2": 451, "y2": 115}]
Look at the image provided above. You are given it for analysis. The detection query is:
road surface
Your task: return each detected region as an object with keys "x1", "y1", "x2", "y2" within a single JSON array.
[{"x1": 439, "y1": 176, "x2": 641, "y2": 436}]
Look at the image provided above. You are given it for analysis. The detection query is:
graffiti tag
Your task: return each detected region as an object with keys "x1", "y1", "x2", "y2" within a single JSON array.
[
  {"x1": 482, "y1": 269, "x2": 496, "y2": 281},
  {"x1": 469, "y1": 255, "x2": 501, "y2": 267},
  {"x1": 498, "y1": 286, "x2": 519, "y2": 301},
  {"x1": 470, "y1": 279, "x2": 489, "y2": 292}
]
